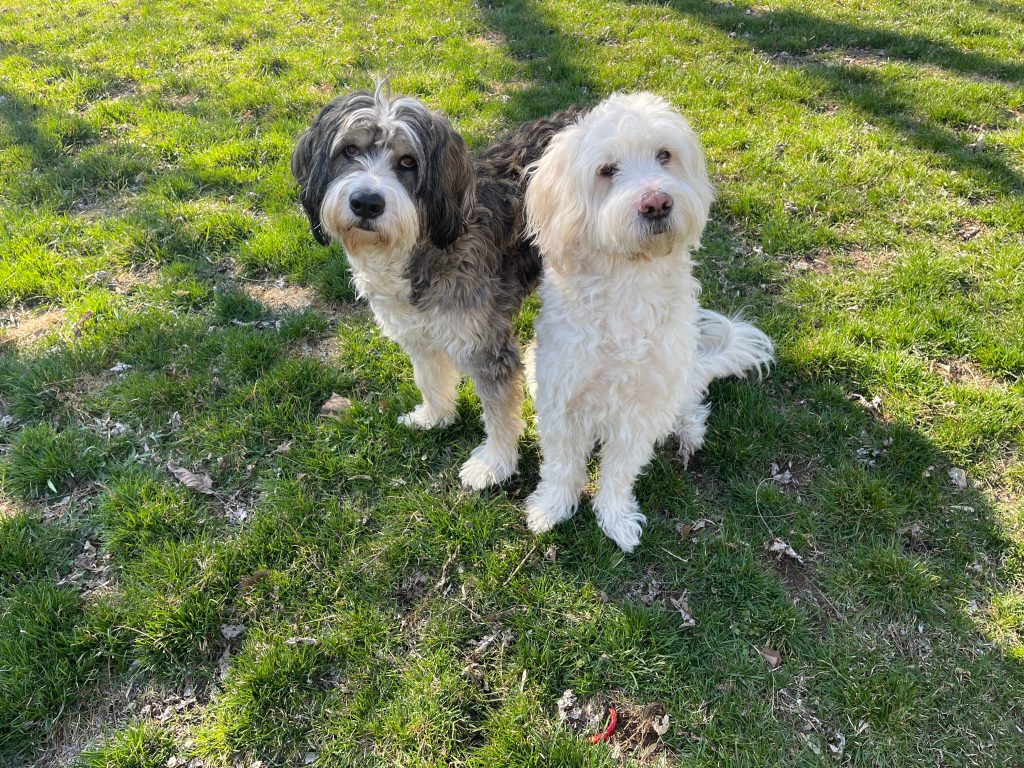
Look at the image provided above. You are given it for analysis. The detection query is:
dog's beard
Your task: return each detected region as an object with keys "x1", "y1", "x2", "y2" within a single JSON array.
[
  {"x1": 320, "y1": 175, "x2": 419, "y2": 257},
  {"x1": 589, "y1": 178, "x2": 707, "y2": 262},
  {"x1": 593, "y1": 201, "x2": 684, "y2": 261},
  {"x1": 344, "y1": 218, "x2": 390, "y2": 249}
]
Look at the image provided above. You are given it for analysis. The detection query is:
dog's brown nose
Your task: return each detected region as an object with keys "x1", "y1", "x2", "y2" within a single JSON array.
[{"x1": 639, "y1": 191, "x2": 673, "y2": 220}]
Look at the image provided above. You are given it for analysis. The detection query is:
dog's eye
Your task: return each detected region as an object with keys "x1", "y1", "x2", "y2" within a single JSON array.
[
  {"x1": 656, "y1": 149, "x2": 671, "y2": 165},
  {"x1": 342, "y1": 144, "x2": 360, "y2": 158},
  {"x1": 598, "y1": 163, "x2": 618, "y2": 178},
  {"x1": 398, "y1": 155, "x2": 417, "y2": 170}
]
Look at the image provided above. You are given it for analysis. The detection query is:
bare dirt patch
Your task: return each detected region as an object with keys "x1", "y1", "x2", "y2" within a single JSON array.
[
  {"x1": 923, "y1": 356, "x2": 1005, "y2": 390},
  {"x1": 0, "y1": 492, "x2": 35, "y2": 521},
  {"x1": 769, "y1": 557, "x2": 844, "y2": 622},
  {"x1": 556, "y1": 689, "x2": 674, "y2": 764},
  {"x1": 32, "y1": 678, "x2": 209, "y2": 768},
  {"x1": 802, "y1": 245, "x2": 897, "y2": 275},
  {"x1": 0, "y1": 307, "x2": 64, "y2": 347},
  {"x1": 31, "y1": 680, "x2": 137, "y2": 768},
  {"x1": 954, "y1": 219, "x2": 987, "y2": 242},
  {"x1": 236, "y1": 276, "x2": 361, "y2": 324},
  {"x1": 832, "y1": 48, "x2": 891, "y2": 69},
  {"x1": 478, "y1": 30, "x2": 507, "y2": 47},
  {"x1": 301, "y1": 333, "x2": 343, "y2": 362},
  {"x1": 70, "y1": 191, "x2": 140, "y2": 221},
  {"x1": 239, "y1": 278, "x2": 320, "y2": 313}
]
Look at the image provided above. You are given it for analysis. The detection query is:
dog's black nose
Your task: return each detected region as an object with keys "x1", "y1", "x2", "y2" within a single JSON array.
[{"x1": 350, "y1": 189, "x2": 385, "y2": 219}]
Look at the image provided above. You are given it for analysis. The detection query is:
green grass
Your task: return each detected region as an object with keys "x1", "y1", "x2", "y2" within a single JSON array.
[{"x1": 1, "y1": 0, "x2": 1023, "y2": 765}]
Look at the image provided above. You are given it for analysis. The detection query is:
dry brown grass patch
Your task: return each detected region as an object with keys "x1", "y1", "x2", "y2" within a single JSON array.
[{"x1": 0, "y1": 307, "x2": 65, "y2": 347}]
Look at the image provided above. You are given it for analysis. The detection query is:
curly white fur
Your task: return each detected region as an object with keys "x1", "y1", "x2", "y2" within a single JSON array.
[{"x1": 523, "y1": 92, "x2": 774, "y2": 552}]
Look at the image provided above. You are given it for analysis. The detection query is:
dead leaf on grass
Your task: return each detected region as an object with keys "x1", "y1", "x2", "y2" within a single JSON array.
[
  {"x1": 238, "y1": 569, "x2": 271, "y2": 590},
  {"x1": 218, "y1": 648, "x2": 231, "y2": 681},
  {"x1": 285, "y1": 636, "x2": 318, "y2": 646},
  {"x1": 897, "y1": 522, "x2": 925, "y2": 548},
  {"x1": 755, "y1": 645, "x2": 782, "y2": 669},
  {"x1": 556, "y1": 689, "x2": 604, "y2": 733},
  {"x1": 677, "y1": 517, "x2": 717, "y2": 541},
  {"x1": 320, "y1": 393, "x2": 352, "y2": 416},
  {"x1": 109, "y1": 361, "x2": 132, "y2": 374},
  {"x1": 59, "y1": 539, "x2": 113, "y2": 594},
  {"x1": 652, "y1": 712, "x2": 670, "y2": 736},
  {"x1": 770, "y1": 461, "x2": 794, "y2": 486},
  {"x1": 766, "y1": 537, "x2": 805, "y2": 566},
  {"x1": 167, "y1": 460, "x2": 216, "y2": 495},
  {"x1": 956, "y1": 220, "x2": 984, "y2": 241},
  {"x1": 72, "y1": 310, "x2": 95, "y2": 337},
  {"x1": 219, "y1": 623, "x2": 245, "y2": 640},
  {"x1": 669, "y1": 593, "x2": 696, "y2": 628},
  {"x1": 849, "y1": 392, "x2": 883, "y2": 418},
  {"x1": 471, "y1": 627, "x2": 514, "y2": 656},
  {"x1": 948, "y1": 467, "x2": 968, "y2": 489},
  {"x1": 829, "y1": 730, "x2": 846, "y2": 757}
]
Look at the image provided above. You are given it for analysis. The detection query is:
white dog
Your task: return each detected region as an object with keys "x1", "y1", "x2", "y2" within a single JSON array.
[{"x1": 522, "y1": 92, "x2": 774, "y2": 552}]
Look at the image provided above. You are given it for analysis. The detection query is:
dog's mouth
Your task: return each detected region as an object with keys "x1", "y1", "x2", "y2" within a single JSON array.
[
  {"x1": 643, "y1": 217, "x2": 673, "y2": 237},
  {"x1": 627, "y1": 219, "x2": 676, "y2": 261},
  {"x1": 343, "y1": 220, "x2": 390, "y2": 248}
]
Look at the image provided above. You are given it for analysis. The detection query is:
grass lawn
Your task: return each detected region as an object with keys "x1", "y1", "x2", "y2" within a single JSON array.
[{"x1": 1, "y1": 0, "x2": 1023, "y2": 764}]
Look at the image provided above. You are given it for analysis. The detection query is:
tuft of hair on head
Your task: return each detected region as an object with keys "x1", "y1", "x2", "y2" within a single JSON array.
[{"x1": 372, "y1": 76, "x2": 392, "y2": 113}]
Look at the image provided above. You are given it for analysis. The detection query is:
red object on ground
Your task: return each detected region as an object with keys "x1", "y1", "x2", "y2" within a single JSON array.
[{"x1": 590, "y1": 707, "x2": 618, "y2": 744}]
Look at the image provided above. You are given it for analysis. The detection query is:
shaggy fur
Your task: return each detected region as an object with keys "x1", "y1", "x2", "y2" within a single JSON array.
[
  {"x1": 292, "y1": 83, "x2": 585, "y2": 488},
  {"x1": 523, "y1": 92, "x2": 774, "y2": 552}
]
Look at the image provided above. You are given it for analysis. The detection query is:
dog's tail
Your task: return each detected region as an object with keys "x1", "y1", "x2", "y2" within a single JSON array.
[{"x1": 694, "y1": 309, "x2": 774, "y2": 391}]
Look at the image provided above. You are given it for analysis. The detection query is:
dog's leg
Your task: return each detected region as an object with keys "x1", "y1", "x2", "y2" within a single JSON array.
[
  {"x1": 673, "y1": 396, "x2": 711, "y2": 467},
  {"x1": 524, "y1": 410, "x2": 592, "y2": 535},
  {"x1": 459, "y1": 341, "x2": 524, "y2": 489},
  {"x1": 593, "y1": 423, "x2": 662, "y2": 553},
  {"x1": 399, "y1": 349, "x2": 460, "y2": 429}
]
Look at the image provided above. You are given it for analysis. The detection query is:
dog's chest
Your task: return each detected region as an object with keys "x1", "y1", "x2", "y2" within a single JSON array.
[
  {"x1": 556, "y1": 270, "x2": 698, "y2": 357},
  {"x1": 349, "y1": 256, "x2": 475, "y2": 358}
]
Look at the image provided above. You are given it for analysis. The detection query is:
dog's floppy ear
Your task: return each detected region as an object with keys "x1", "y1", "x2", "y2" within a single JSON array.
[
  {"x1": 291, "y1": 124, "x2": 331, "y2": 246},
  {"x1": 524, "y1": 124, "x2": 586, "y2": 269},
  {"x1": 292, "y1": 93, "x2": 371, "y2": 246},
  {"x1": 418, "y1": 115, "x2": 474, "y2": 249}
]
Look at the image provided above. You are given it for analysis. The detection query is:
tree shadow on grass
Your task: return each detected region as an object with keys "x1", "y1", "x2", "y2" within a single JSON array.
[
  {"x1": 0, "y1": 66, "x2": 333, "y2": 309},
  {"x1": 626, "y1": 0, "x2": 1024, "y2": 196},
  {"x1": 475, "y1": 0, "x2": 603, "y2": 121},
  {"x1": 967, "y1": 0, "x2": 1024, "y2": 24}
]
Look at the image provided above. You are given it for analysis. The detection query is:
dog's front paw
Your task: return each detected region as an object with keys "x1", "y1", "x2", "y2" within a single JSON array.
[
  {"x1": 595, "y1": 497, "x2": 647, "y2": 553},
  {"x1": 459, "y1": 443, "x2": 518, "y2": 490},
  {"x1": 399, "y1": 405, "x2": 454, "y2": 430},
  {"x1": 524, "y1": 483, "x2": 577, "y2": 534}
]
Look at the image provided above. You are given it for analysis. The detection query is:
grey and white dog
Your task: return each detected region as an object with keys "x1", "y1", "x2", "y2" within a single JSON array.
[{"x1": 292, "y1": 83, "x2": 584, "y2": 488}]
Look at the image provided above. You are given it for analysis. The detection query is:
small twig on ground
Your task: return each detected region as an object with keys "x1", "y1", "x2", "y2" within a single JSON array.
[{"x1": 502, "y1": 543, "x2": 538, "y2": 586}]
